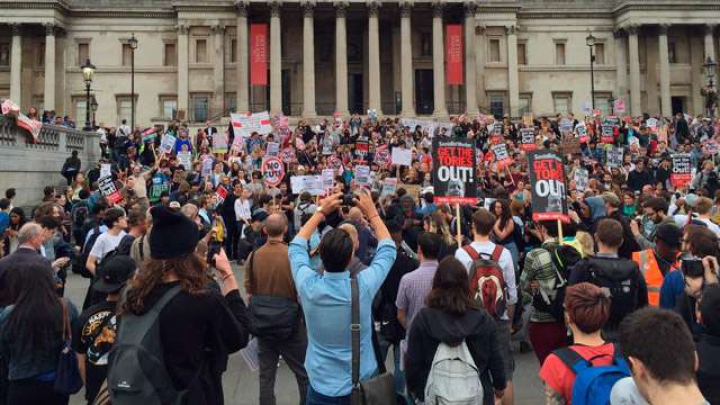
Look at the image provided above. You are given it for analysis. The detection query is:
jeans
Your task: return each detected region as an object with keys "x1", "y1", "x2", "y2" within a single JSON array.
[
  {"x1": 306, "y1": 386, "x2": 351, "y2": 405},
  {"x1": 258, "y1": 324, "x2": 309, "y2": 405},
  {"x1": 377, "y1": 336, "x2": 406, "y2": 401}
]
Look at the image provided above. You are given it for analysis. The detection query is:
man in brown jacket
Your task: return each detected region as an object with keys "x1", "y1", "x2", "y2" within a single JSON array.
[{"x1": 244, "y1": 213, "x2": 308, "y2": 405}]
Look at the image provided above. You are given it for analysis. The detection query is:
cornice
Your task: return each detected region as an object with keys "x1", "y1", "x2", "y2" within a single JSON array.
[
  {"x1": 70, "y1": 9, "x2": 175, "y2": 18},
  {"x1": 0, "y1": 1, "x2": 69, "y2": 13},
  {"x1": 612, "y1": 2, "x2": 720, "y2": 14}
]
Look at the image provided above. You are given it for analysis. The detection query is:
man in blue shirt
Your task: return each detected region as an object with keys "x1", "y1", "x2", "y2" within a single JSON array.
[{"x1": 289, "y1": 190, "x2": 396, "y2": 403}]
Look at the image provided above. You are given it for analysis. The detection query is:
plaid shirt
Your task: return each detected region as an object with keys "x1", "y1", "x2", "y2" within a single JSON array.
[{"x1": 520, "y1": 239, "x2": 561, "y2": 323}]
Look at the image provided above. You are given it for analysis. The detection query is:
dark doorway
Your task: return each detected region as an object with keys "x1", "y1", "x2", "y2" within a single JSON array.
[
  {"x1": 349, "y1": 73, "x2": 363, "y2": 114},
  {"x1": 671, "y1": 96, "x2": 685, "y2": 115},
  {"x1": 415, "y1": 69, "x2": 434, "y2": 115},
  {"x1": 263, "y1": 70, "x2": 291, "y2": 115}
]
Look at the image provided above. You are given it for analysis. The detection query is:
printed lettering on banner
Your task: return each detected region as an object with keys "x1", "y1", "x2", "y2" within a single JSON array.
[
  {"x1": 201, "y1": 157, "x2": 214, "y2": 178},
  {"x1": 231, "y1": 111, "x2": 272, "y2": 139},
  {"x1": 432, "y1": 137, "x2": 477, "y2": 205},
  {"x1": 322, "y1": 169, "x2": 335, "y2": 193},
  {"x1": 522, "y1": 114, "x2": 534, "y2": 127},
  {"x1": 216, "y1": 185, "x2": 228, "y2": 204},
  {"x1": 266, "y1": 142, "x2": 280, "y2": 157},
  {"x1": 601, "y1": 125, "x2": 615, "y2": 144},
  {"x1": 177, "y1": 151, "x2": 192, "y2": 170},
  {"x1": 291, "y1": 175, "x2": 323, "y2": 196},
  {"x1": 647, "y1": 118, "x2": 659, "y2": 131},
  {"x1": 99, "y1": 176, "x2": 123, "y2": 204},
  {"x1": 322, "y1": 136, "x2": 334, "y2": 155},
  {"x1": 671, "y1": 153, "x2": 693, "y2": 189},
  {"x1": 355, "y1": 165, "x2": 370, "y2": 188},
  {"x1": 141, "y1": 127, "x2": 158, "y2": 142},
  {"x1": 261, "y1": 157, "x2": 285, "y2": 187},
  {"x1": 391, "y1": 147, "x2": 412, "y2": 167},
  {"x1": 159, "y1": 134, "x2": 177, "y2": 155},
  {"x1": 280, "y1": 147, "x2": 296, "y2": 163},
  {"x1": 520, "y1": 128, "x2": 537, "y2": 151},
  {"x1": 607, "y1": 147, "x2": 624, "y2": 168},
  {"x1": 374, "y1": 145, "x2": 390, "y2": 166},
  {"x1": 355, "y1": 137, "x2": 370, "y2": 162},
  {"x1": 527, "y1": 151, "x2": 569, "y2": 223},
  {"x1": 381, "y1": 178, "x2": 398, "y2": 198},
  {"x1": 576, "y1": 124, "x2": 589, "y2": 143},
  {"x1": 492, "y1": 143, "x2": 513, "y2": 169},
  {"x1": 559, "y1": 118, "x2": 574, "y2": 135},
  {"x1": 100, "y1": 164, "x2": 112, "y2": 179},
  {"x1": 574, "y1": 168, "x2": 589, "y2": 192}
]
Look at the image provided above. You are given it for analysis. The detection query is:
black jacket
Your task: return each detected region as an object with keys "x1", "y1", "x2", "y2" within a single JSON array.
[
  {"x1": 405, "y1": 307, "x2": 507, "y2": 404},
  {"x1": 627, "y1": 169, "x2": 653, "y2": 192},
  {"x1": 593, "y1": 211, "x2": 641, "y2": 260},
  {"x1": 697, "y1": 333, "x2": 720, "y2": 405},
  {"x1": 0, "y1": 247, "x2": 53, "y2": 306}
]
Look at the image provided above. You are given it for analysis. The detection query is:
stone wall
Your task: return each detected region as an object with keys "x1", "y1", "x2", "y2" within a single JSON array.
[{"x1": 0, "y1": 121, "x2": 101, "y2": 208}]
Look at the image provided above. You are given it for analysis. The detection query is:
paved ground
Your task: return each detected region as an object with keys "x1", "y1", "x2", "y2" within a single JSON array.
[{"x1": 66, "y1": 265, "x2": 543, "y2": 405}]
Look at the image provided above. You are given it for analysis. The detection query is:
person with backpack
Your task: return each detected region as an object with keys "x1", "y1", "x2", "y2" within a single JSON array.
[
  {"x1": 85, "y1": 208, "x2": 127, "y2": 277},
  {"x1": 539, "y1": 282, "x2": 628, "y2": 405},
  {"x1": 243, "y1": 214, "x2": 308, "y2": 405},
  {"x1": 405, "y1": 256, "x2": 507, "y2": 405},
  {"x1": 72, "y1": 255, "x2": 135, "y2": 404},
  {"x1": 109, "y1": 204, "x2": 250, "y2": 405},
  {"x1": 71, "y1": 190, "x2": 92, "y2": 246},
  {"x1": 569, "y1": 218, "x2": 648, "y2": 341},
  {"x1": 455, "y1": 208, "x2": 517, "y2": 405}
]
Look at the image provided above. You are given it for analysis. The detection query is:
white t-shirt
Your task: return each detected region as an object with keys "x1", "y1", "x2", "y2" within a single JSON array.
[
  {"x1": 673, "y1": 215, "x2": 720, "y2": 238},
  {"x1": 89, "y1": 231, "x2": 127, "y2": 261},
  {"x1": 454, "y1": 241, "x2": 518, "y2": 321},
  {"x1": 234, "y1": 198, "x2": 252, "y2": 222}
]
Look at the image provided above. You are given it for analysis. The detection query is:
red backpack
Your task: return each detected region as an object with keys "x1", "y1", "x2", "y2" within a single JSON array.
[{"x1": 463, "y1": 244, "x2": 506, "y2": 319}]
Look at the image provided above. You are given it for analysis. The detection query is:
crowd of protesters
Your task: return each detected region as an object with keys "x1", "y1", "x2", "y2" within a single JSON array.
[{"x1": 0, "y1": 105, "x2": 718, "y2": 405}]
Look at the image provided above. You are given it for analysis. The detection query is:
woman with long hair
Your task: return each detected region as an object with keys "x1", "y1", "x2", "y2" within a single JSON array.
[
  {"x1": 405, "y1": 257, "x2": 507, "y2": 405},
  {"x1": 117, "y1": 205, "x2": 249, "y2": 404},
  {"x1": 422, "y1": 212, "x2": 456, "y2": 260},
  {"x1": 4, "y1": 207, "x2": 26, "y2": 255},
  {"x1": 492, "y1": 199, "x2": 519, "y2": 267},
  {"x1": 0, "y1": 261, "x2": 78, "y2": 404}
]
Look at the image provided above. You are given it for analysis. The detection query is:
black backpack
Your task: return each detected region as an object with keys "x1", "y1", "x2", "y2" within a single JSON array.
[
  {"x1": 584, "y1": 257, "x2": 641, "y2": 334},
  {"x1": 77, "y1": 226, "x2": 102, "y2": 279},
  {"x1": 531, "y1": 243, "x2": 582, "y2": 323},
  {"x1": 246, "y1": 252, "x2": 300, "y2": 340}
]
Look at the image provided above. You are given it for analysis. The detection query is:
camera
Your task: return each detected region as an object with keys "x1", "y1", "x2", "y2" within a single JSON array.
[
  {"x1": 681, "y1": 259, "x2": 705, "y2": 279},
  {"x1": 207, "y1": 241, "x2": 223, "y2": 267},
  {"x1": 343, "y1": 192, "x2": 356, "y2": 206}
]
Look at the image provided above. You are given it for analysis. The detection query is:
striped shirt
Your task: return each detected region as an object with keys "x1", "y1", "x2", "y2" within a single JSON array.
[{"x1": 396, "y1": 260, "x2": 439, "y2": 354}]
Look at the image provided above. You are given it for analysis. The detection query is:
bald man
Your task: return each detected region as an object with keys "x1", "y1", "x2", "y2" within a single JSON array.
[
  {"x1": 347, "y1": 208, "x2": 378, "y2": 265},
  {"x1": 317, "y1": 223, "x2": 367, "y2": 276},
  {"x1": 243, "y1": 213, "x2": 309, "y2": 404}
]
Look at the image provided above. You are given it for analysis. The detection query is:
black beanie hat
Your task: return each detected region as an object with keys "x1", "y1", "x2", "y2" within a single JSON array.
[{"x1": 149, "y1": 205, "x2": 199, "y2": 259}]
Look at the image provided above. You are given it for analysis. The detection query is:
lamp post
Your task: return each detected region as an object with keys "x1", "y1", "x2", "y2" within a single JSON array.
[
  {"x1": 81, "y1": 59, "x2": 96, "y2": 131},
  {"x1": 91, "y1": 98, "x2": 98, "y2": 128},
  {"x1": 128, "y1": 33, "x2": 138, "y2": 131},
  {"x1": 703, "y1": 56, "x2": 717, "y2": 118},
  {"x1": 586, "y1": 33, "x2": 597, "y2": 111}
]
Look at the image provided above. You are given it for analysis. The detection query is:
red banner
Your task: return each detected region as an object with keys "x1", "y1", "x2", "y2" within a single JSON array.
[
  {"x1": 445, "y1": 24, "x2": 463, "y2": 85},
  {"x1": 250, "y1": 24, "x2": 268, "y2": 86}
]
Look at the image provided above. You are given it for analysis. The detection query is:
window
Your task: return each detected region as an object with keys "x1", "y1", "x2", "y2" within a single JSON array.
[
  {"x1": 594, "y1": 43, "x2": 605, "y2": 65},
  {"x1": 195, "y1": 39, "x2": 207, "y2": 63},
  {"x1": 73, "y1": 98, "x2": 88, "y2": 125},
  {"x1": 122, "y1": 44, "x2": 132, "y2": 66},
  {"x1": 517, "y1": 42, "x2": 526, "y2": 65},
  {"x1": 0, "y1": 43, "x2": 9, "y2": 66},
  {"x1": 487, "y1": 92, "x2": 506, "y2": 117},
  {"x1": 519, "y1": 94, "x2": 532, "y2": 115},
  {"x1": 160, "y1": 96, "x2": 178, "y2": 119},
  {"x1": 117, "y1": 97, "x2": 133, "y2": 126},
  {"x1": 595, "y1": 93, "x2": 612, "y2": 116},
  {"x1": 553, "y1": 92, "x2": 572, "y2": 115},
  {"x1": 164, "y1": 43, "x2": 177, "y2": 66},
  {"x1": 225, "y1": 93, "x2": 236, "y2": 114},
  {"x1": 669, "y1": 41, "x2": 677, "y2": 64},
  {"x1": 489, "y1": 39, "x2": 501, "y2": 63},
  {"x1": 555, "y1": 43, "x2": 566, "y2": 65},
  {"x1": 191, "y1": 94, "x2": 210, "y2": 122},
  {"x1": 78, "y1": 43, "x2": 89, "y2": 66},
  {"x1": 37, "y1": 42, "x2": 45, "y2": 67},
  {"x1": 230, "y1": 39, "x2": 237, "y2": 63}
]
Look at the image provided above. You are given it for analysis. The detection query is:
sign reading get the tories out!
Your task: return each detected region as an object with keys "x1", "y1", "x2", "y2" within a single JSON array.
[
  {"x1": 432, "y1": 137, "x2": 476, "y2": 205},
  {"x1": 527, "y1": 151, "x2": 569, "y2": 223}
]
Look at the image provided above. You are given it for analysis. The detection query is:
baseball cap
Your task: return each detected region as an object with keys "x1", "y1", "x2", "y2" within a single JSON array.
[{"x1": 93, "y1": 255, "x2": 136, "y2": 294}]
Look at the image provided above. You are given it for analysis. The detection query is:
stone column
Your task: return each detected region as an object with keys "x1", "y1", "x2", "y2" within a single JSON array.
[
  {"x1": 399, "y1": 1, "x2": 414, "y2": 116},
  {"x1": 178, "y1": 24, "x2": 189, "y2": 115},
  {"x1": 627, "y1": 25, "x2": 642, "y2": 116},
  {"x1": 432, "y1": 2, "x2": 447, "y2": 118},
  {"x1": 236, "y1": 2, "x2": 249, "y2": 113},
  {"x1": 269, "y1": 1, "x2": 283, "y2": 115},
  {"x1": 44, "y1": 24, "x2": 56, "y2": 111},
  {"x1": 464, "y1": 2, "x2": 478, "y2": 115},
  {"x1": 334, "y1": 2, "x2": 349, "y2": 116},
  {"x1": 368, "y1": 1, "x2": 383, "y2": 115},
  {"x1": 506, "y1": 25, "x2": 520, "y2": 118},
  {"x1": 658, "y1": 24, "x2": 671, "y2": 117},
  {"x1": 302, "y1": 2, "x2": 317, "y2": 117},
  {"x1": 9, "y1": 24, "x2": 22, "y2": 105},
  {"x1": 614, "y1": 29, "x2": 628, "y2": 106},
  {"x1": 704, "y1": 24, "x2": 716, "y2": 61},
  {"x1": 212, "y1": 24, "x2": 226, "y2": 116}
]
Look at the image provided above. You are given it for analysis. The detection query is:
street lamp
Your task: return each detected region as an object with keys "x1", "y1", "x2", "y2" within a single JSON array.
[
  {"x1": 128, "y1": 33, "x2": 138, "y2": 132},
  {"x1": 91, "y1": 98, "x2": 98, "y2": 128},
  {"x1": 586, "y1": 33, "x2": 597, "y2": 111},
  {"x1": 703, "y1": 56, "x2": 717, "y2": 118},
  {"x1": 81, "y1": 58, "x2": 96, "y2": 131}
]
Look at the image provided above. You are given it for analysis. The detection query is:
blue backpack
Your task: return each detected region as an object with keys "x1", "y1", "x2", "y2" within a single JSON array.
[{"x1": 554, "y1": 344, "x2": 631, "y2": 405}]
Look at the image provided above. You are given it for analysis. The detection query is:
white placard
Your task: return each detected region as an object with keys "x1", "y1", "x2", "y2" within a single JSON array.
[
  {"x1": 355, "y1": 165, "x2": 370, "y2": 188},
  {"x1": 290, "y1": 175, "x2": 324, "y2": 196},
  {"x1": 231, "y1": 111, "x2": 273, "y2": 139},
  {"x1": 322, "y1": 169, "x2": 335, "y2": 192},
  {"x1": 391, "y1": 147, "x2": 412, "y2": 166},
  {"x1": 100, "y1": 163, "x2": 111, "y2": 179},
  {"x1": 177, "y1": 151, "x2": 192, "y2": 170},
  {"x1": 380, "y1": 178, "x2": 398, "y2": 198},
  {"x1": 159, "y1": 134, "x2": 177, "y2": 155},
  {"x1": 266, "y1": 142, "x2": 280, "y2": 157}
]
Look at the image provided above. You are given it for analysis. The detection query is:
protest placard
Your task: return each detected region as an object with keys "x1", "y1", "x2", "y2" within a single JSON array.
[
  {"x1": 576, "y1": 124, "x2": 588, "y2": 143},
  {"x1": 559, "y1": 118, "x2": 574, "y2": 135},
  {"x1": 231, "y1": 111, "x2": 273, "y2": 139},
  {"x1": 607, "y1": 147, "x2": 624, "y2": 168},
  {"x1": 432, "y1": 138, "x2": 476, "y2": 205},
  {"x1": 141, "y1": 127, "x2": 158, "y2": 142},
  {"x1": 520, "y1": 128, "x2": 536, "y2": 151},
  {"x1": 212, "y1": 134, "x2": 228, "y2": 154},
  {"x1": 601, "y1": 125, "x2": 615, "y2": 144},
  {"x1": 261, "y1": 157, "x2": 285, "y2": 187},
  {"x1": 355, "y1": 165, "x2": 370, "y2": 188},
  {"x1": 671, "y1": 153, "x2": 692, "y2": 189},
  {"x1": 527, "y1": 151, "x2": 569, "y2": 223},
  {"x1": 201, "y1": 157, "x2": 214, "y2": 178},
  {"x1": 280, "y1": 147, "x2": 296, "y2": 163},
  {"x1": 159, "y1": 134, "x2": 177, "y2": 155},
  {"x1": 391, "y1": 147, "x2": 412, "y2": 166},
  {"x1": 100, "y1": 163, "x2": 112, "y2": 179},
  {"x1": 290, "y1": 175, "x2": 324, "y2": 196},
  {"x1": 99, "y1": 176, "x2": 122, "y2": 204},
  {"x1": 492, "y1": 143, "x2": 513, "y2": 169},
  {"x1": 216, "y1": 185, "x2": 228, "y2": 203},
  {"x1": 613, "y1": 98, "x2": 626, "y2": 114},
  {"x1": 560, "y1": 133, "x2": 582, "y2": 155},
  {"x1": 266, "y1": 142, "x2": 280, "y2": 157},
  {"x1": 380, "y1": 178, "x2": 398, "y2": 198},
  {"x1": 574, "y1": 168, "x2": 589, "y2": 192},
  {"x1": 177, "y1": 151, "x2": 192, "y2": 170},
  {"x1": 322, "y1": 169, "x2": 335, "y2": 194},
  {"x1": 355, "y1": 137, "x2": 370, "y2": 162},
  {"x1": 374, "y1": 145, "x2": 390, "y2": 166}
]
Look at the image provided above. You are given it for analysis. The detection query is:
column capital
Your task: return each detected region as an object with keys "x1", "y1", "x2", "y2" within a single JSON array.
[
  {"x1": 613, "y1": 28, "x2": 626, "y2": 39},
  {"x1": 657, "y1": 23, "x2": 670, "y2": 35},
  {"x1": 399, "y1": 1, "x2": 413, "y2": 18},
  {"x1": 9, "y1": 23, "x2": 22, "y2": 37},
  {"x1": 334, "y1": 1, "x2": 349, "y2": 17},
  {"x1": 504, "y1": 25, "x2": 516, "y2": 36},
  {"x1": 177, "y1": 24, "x2": 189, "y2": 35},
  {"x1": 301, "y1": 1, "x2": 315, "y2": 18},
  {"x1": 269, "y1": 1, "x2": 282, "y2": 17},
  {"x1": 211, "y1": 23, "x2": 226, "y2": 34},
  {"x1": 44, "y1": 23, "x2": 56, "y2": 37},
  {"x1": 367, "y1": 1, "x2": 380, "y2": 17},
  {"x1": 431, "y1": 1, "x2": 445, "y2": 18},
  {"x1": 464, "y1": 1, "x2": 477, "y2": 17},
  {"x1": 235, "y1": 0, "x2": 249, "y2": 17},
  {"x1": 705, "y1": 24, "x2": 717, "y2": 36},
  {"x1": 626, "y1": 25, "x2": 640, "y2": 36}
]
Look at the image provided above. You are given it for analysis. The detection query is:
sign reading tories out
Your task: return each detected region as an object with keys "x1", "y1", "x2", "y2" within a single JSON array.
[
  {"x1": 671, "y1": 153, "x2": 692, "y2": 189},
  {"x1": 527, "y1": 151, "x2": 569, "y2": 223},
  {"x1": 432, "y1": 137, "x2": 477, "y2": 205}
]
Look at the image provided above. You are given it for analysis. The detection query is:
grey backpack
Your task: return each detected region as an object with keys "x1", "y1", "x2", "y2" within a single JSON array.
[
  {"x1": 424, "y1": 340, "x2": 483, "y2": 405},
  {"x1": 108, "y1": 286, "x2": 189, "y2": 404}
]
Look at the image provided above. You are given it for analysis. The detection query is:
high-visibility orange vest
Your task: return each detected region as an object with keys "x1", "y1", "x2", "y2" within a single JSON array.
[{"x1": 632, "y1": 250, "x2": 676, "y2": 306}]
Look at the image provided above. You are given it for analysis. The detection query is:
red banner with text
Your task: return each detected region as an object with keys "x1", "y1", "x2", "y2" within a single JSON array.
[
  {"x1": 445, "y1": 24, "x2": 464, "y2": 85},
  {"x1": 250, "y1": 24, "x2": 268, "y2": 86}
]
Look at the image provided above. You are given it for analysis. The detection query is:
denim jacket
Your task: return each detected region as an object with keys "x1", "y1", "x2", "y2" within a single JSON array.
[{"x1": 0, "y1": 301, "x2": 78, "y2": 381}]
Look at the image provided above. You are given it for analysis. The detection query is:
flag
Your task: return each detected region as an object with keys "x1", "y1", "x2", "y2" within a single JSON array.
[{"x1": 250, "y1": 24, "x2": 268, "y2": 86}]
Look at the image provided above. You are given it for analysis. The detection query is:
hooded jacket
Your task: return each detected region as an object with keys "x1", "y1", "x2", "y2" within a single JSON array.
[{"x1": 405, "y1": 306, "x2": 507, "y2": 404}]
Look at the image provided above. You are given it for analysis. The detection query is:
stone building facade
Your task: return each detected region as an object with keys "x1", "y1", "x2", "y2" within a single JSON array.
[{"x1": 0, "y1": 0, "x2": 719, "y2": 127}]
